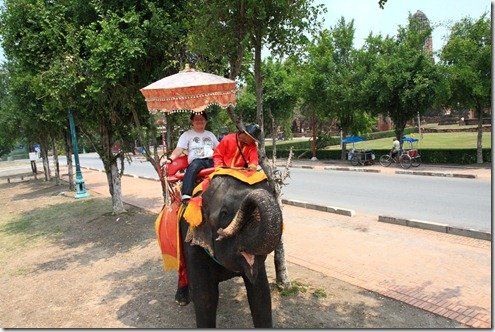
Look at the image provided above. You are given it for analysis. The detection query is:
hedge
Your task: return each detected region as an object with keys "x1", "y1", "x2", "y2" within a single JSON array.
[{"x1": 264, "y1": 147, "x2": 492, "y2": 165}]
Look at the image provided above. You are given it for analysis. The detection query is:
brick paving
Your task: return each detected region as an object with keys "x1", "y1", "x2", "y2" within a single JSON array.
[{"x1": 69, "y1": 165, "x2": 491, "y2": 328}]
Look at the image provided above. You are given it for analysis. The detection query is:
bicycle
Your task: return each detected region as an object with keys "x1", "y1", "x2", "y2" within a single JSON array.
[
  {"x1": 406, "y1": 149, "x2": 422, "y2": 167},
  {"x1": 379, "y1": 151, "x2": 412, "y2": 169},
  {"x1": 349, "y1": 149, "x2": 375, "y2": 166}
]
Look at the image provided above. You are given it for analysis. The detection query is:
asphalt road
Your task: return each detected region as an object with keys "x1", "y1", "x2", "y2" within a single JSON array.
[
  {"x1": 282, "y1": 167, "x2": 491, "y2": 233},
  {"x1": 61, "y1": 153, "x2": 491, "y2": 233}
]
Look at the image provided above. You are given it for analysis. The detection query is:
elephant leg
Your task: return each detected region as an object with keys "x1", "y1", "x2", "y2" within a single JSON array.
[
  {"x1": 174, "y1": 280, "x2": 190, "y2": 306},
  {"x1": 189, "y1": 255, "x2": 220, "y2": 327},
  {"x1": 243, "y1": 264, "x2": 273, "y2": 328},
  {"x1": 183, "y1": 224, "x2": 220, "y2": 328}
]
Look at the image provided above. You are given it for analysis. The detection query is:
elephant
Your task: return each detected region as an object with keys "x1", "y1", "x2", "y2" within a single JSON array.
[{"x1": 178, "y1": 173, "x2": 283, "y2": 328}]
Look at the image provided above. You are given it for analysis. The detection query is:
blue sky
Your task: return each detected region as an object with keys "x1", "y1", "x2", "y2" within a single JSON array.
[
  {"x1": 316, "y1": 0, "x2": 491, "y2": 53},
  {"x1": 0, "y1": 0, "x2": 491, "y2": 63}
]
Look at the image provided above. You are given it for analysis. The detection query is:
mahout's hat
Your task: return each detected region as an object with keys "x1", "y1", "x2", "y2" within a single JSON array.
[{"x1": 242, "y1": 123, "x2": 261, "y2": 142}]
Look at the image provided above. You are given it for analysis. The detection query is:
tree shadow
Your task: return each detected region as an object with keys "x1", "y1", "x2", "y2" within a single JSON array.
[
  {"x1": 1, "y1": 182, "x2": 156, "y2": 272},
  {"x1": 0, "y1": 180, "x2": 70, "y2": 201},
  {"x1": 0, "y1": 180, "x2": 469, "y2": 328}
]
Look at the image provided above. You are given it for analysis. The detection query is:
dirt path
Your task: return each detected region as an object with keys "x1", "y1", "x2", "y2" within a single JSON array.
[{"x1": 0, "y1": 180, "x2": 464, "y2": 328}]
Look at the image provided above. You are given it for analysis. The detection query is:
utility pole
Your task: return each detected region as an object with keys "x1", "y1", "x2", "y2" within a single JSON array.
[
  {"x1": 68, "y1": 109, "x2": 89, "y2": 199},
  {"x1": 417, "y1": 111, "x2": 422, "y2": 139}
]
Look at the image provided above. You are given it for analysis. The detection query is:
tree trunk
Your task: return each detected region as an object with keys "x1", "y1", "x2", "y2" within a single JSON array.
[
  {"x1": 130, "y1": 103, "x2": 166, "y2": 202},
  {"x1": 268, "y1": 109, "x2": 277, "y2": 162},
  {"x1": 65, "y1": 127, "x2": 74, "y2": 191},
  {"x1": 100, "y1": 119, "x2": 126, "y2": 214},
  {"x1": 274, "y1": 236, "x2": 291, "y2": 288},
  {"x1": 311, "y1": 114, "x2": 317, "y2": 160},
  {"x1": 228, "y1": 0, "x2": 246, "y2": 81},
  {"x1": 251, "y1": 13, "x2": 290, "y2": 287},
  {"x1": 52, "y1": 136, "x2": 60, "y2": 186},
  {"x1": 341, "y1": 129, "x2": 347, "y2": 161},
  {"x1": 476, "y1": 105, "x2": 483, "y2": 163},
  {"x1": 166, "y1": 117, "x2": 172, "y2": 151},
  {"x1": 254, "y1": 15, "x2": 264, "y2": 139},
  {"x1": 109, "y1": 161, "x2": 126, "y2": 214},
  {"x1": 40, "y1": 139, "x2": 51, "y2": 181}
]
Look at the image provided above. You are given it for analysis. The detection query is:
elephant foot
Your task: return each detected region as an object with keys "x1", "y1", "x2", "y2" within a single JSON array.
[{"x1": 175, "y1": 285, "x2": 191, "y2": 306}]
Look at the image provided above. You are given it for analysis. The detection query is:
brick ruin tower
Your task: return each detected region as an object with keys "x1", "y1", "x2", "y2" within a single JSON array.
[{"x1": 412, "y1": 10, "x2": 433, "y2": 60}]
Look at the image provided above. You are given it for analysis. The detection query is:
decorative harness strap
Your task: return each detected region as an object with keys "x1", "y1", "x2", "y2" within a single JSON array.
[{"x1": 235, "y1": 133, "x2": 249, "y2": 168}]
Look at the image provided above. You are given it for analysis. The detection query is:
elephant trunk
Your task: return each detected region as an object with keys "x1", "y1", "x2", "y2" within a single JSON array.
[{"x1": 216, "y1": 188, "x2": 282, "y2": 256}]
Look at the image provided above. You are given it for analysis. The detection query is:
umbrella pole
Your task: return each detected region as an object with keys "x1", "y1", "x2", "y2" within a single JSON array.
[
  {"x1": 161, "y1": 114, "x2": 166, "y2": 155},
  {"x1": 162, "y1": 113, "x2": 171, "y2": 205}
]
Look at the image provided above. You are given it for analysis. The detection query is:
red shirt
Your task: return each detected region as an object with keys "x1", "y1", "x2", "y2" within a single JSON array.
[{"x1": 213, "y1": 133, "x2": 259, "y2": 168}]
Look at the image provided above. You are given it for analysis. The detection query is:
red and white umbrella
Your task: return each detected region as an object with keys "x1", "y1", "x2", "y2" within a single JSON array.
[{"x1": 140, "y1": 65, "x2": 237, "y2": 114}]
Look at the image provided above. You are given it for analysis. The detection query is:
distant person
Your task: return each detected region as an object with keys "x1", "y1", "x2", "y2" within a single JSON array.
[
  {"x1": 218, "y1": 128, "x2": 229, "y2": 142},
  {"x1": 166, "y1": 112, "x2": 219, "y2": 202},
  {"x1": 390, "y1": 137, "x2": 400, "y2": 160},
  {"x1": 213, "y1": 124, "x2": 261, "y2": 170}
]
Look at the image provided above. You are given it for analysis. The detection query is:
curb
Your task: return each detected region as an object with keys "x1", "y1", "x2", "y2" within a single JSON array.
[
  {"x1": 282, "y1": 199, "x2": 355, "y2": 217},
  {"x1": 396, "y1": 170, "x2": 477, "y2": 179},
  {"x1": 323, "y1": 166, "x2": 381, "y2": 173},
  {"x1": 1, "y1": 172, "x2": 39, "y2": 183},
  {"x1": 378, "y1": 215, "x2": 491, "y2": 241},
  {"x1": 279, "y1": 163, "x2": 479, "y2": 179}
]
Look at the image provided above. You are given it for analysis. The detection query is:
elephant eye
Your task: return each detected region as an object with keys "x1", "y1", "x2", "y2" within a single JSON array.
[
  {"x1": 217, "y1": 209, "x2": 232, "y2": 228},
  {"x1": 219, "y1": 209, "x2": 228, "y2": 220}
]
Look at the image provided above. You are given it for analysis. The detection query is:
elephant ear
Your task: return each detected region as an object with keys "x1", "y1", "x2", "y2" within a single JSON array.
[{"x1": 186, "y1": 222, "x2": 215, "y2": 257}]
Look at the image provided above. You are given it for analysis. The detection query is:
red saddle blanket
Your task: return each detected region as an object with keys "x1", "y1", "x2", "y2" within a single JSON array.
[{"x1": 154, "y1": 200, "x2": 185, "y2": 271}]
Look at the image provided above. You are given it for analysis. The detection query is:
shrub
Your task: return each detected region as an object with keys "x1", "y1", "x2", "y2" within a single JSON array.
[{"x1": 266, "y1": 147, "x2": 492, "y2": 164}]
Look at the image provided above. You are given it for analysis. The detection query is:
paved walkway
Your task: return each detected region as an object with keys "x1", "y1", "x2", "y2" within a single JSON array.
[{"x1": 66, "y1": 162, "x2": 492, "y2": 329}]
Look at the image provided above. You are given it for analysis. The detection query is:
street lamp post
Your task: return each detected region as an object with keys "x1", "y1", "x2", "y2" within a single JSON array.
[{"x1": 68, "y1": 109, "x2": 89, "y2": 199}]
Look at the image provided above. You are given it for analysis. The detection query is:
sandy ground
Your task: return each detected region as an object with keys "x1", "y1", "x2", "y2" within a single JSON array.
[{"x1": 0, "y1": 179, "x2": 464, "y2": 328}]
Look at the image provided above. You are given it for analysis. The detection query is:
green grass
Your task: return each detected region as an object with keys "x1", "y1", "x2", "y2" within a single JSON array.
[
  {"x1": 279, "y1": 280, "x2": 309, "y2": 297},
  {"x1": 274, "y1": 131, "x2": 491, "y2": 150},
  {"x1": 0, "y1": 195, "x2": 110, "y2": 263}
]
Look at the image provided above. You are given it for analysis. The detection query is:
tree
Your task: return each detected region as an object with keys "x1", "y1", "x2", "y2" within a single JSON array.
[
  {"x1": 0, "y1": 64, "x2": 17, "y2": 157},
  {"x1": 362, "y1": 14, "x2": 441, "y2": 141},
  {"x1": 0, "y1": 0, "x2": 190, "y2": 213},
  {"x1": 188, "y1": 1, "x2": 323, "y2": 287},
  {"x1": 439, "y1": 13, "x2": 490, "y2": 163},
  {"x1": 292, "y1": 29, "x2": 335, "y2": 160},
  {"x1": 0, "y1": 0, "x2": 69, "y2": 181},
  {"x1": 325, "y1": 18, "x2": 376, "y2": 159},
  {"x1": 236, "y1": 57, "x2": 297, "y2": 158}
]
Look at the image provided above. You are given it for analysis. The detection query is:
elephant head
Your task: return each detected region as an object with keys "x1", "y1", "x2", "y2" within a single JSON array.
[{"x1": 186, "y1": 175, "x2": 283, "y2": 284}]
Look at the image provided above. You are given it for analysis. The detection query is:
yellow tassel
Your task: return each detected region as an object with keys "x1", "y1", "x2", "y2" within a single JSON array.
[
  {"x1": 184, "y1": 197, "x2": 203, "y2": 227},
  {"x1": 154, "y1": 208, "x2": 164, "y2": 247}
]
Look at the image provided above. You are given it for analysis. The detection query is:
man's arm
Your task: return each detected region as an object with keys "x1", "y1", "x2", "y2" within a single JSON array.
[
  {"x1": 246, "y1": 145, "x2": 259, "y2": 169},
  {"x1": 213, "y1": 142, "x2": 226, "y2": 167}
]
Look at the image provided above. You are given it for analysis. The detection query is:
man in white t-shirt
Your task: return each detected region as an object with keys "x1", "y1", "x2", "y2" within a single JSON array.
[
  {"x1": 166, "y1": 112, "x2": 219, "y2": 202},
  {"x1": 391, "y1": 137, "x2": 401, "y2": 160}
]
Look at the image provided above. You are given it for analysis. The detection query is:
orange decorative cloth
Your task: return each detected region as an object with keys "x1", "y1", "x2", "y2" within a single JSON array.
[{"x1": 154, "y1": 201, "x2": 184, "y2": 271}]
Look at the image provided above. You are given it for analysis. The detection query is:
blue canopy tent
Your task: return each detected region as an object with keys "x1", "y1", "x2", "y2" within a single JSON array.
[
  {"x1": 400, "y1": 137, "x2": 418, "y2": 143},
  {"x1": 341, "y1": 136, "x2": 367, "y2": 149},
  {"x1": 401, "y1": 136, "x2": 419, "y2": 150},
  {"x1": 341, "y1": 135, "x2": 366, "y2": 144}
]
